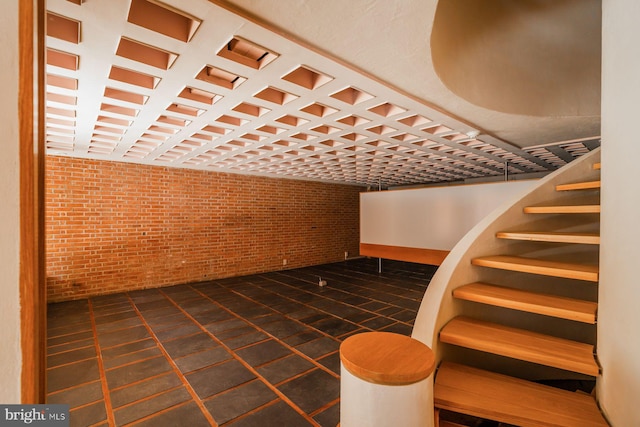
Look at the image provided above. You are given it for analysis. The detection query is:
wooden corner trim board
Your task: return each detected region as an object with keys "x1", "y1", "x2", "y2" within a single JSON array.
[
  {"x1": 19, "y1": 0, "x2": 46, "y2": 403},
  {"x1": 359, "y1": 243, "x2": 449, "y2": 266}
]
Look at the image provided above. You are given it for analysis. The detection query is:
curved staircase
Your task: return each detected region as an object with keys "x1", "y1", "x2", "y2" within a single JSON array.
[{"x1": 412, "y1": 150, "x2": 609, "y2": 426}]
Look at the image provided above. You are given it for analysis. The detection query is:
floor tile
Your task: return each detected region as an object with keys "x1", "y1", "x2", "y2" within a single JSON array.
[
  {"x1": 360, "y1": 316, "x2": 397, "y2": 331},
  {"x1": 95, "y1": 317, "x2": 143, "y2": 334},
  {"x1": 191, "y1": 309, "x2": 235, "y2": 325},
  {"x1": 110, "y1": 373, "x2": 183, "y2": 409},
  {"x1": 97, "y1": 325, "x2": 150, "y2": 348},
  {"x1": 47, "y1": 381, "x2": 103, "y2": 409},
  {"x1": 204, "y1": 318, "x2": 250, "y2": 335},
  {"x1": 100, "y1": 338, "x2": 156, "y2": 360},
  {"x1": 92, "y1": 310, "x2": 138, "y2": 325},
  {"x1": 214, "y1": 325, "x2": 258, "y2": 340},
  {"x1": 260, "y1": 319, "x2": 311, "y2": 339},
  {"x1": 154, "y1": 323, "x2": 202, "y2": 342},
  {"x1": 186, "y1": 359, "x2": 256, "y2": 399},
  {"x1": 313, "y1": 402, "x2": 340, "y2": 427},
  {"x1": 114, "y1": 387, "x2": 191, "y2": 425},
  {"x1": 310, "y1": 317, "x2": 359, "y2": 337},
  {"x1": 222, "y1": 330, "x2": 270, "y2": 350},
  {"x1": 132, "y1": 401, "x2": 210, "y2": 427},
  {"x1": 105, "y1": 356, "x2": 172, "y2": 390},
  {"x1": 47, "y1": 330, "x2": 94, "y2": 347},
  {"x1": 236, "y1": 340, "x2": 291, "y2": 367},
  {"x1": 380, "y1": 322, "x2": 413, "y2": 336},
  {"x1": 204, "y1": 379, "x2": 277, "y2": 424},
  {"x1": 257, "y1": 354, "x2": 315, "y2": 385},
  {"x1": 226, "y1": 400, "x2": 313, "y2": 427},
  {"x1": 47, "y1": 339, "x2": 95, "y2": 356},
  {"x1": 48, "y1": 322, "x2": 92, "y2": 338},
  {"x1": 296, "y1": 337, "x2": 340, "y2": 360},
  {"x1": 47, "y1": 346, "x2": 96, "y2": 368},
  {"x1": 317, "y1": 352, "x2": 341, "y2": 375},
  {"x1": 102, "y1": 347, "x2": 162, "y2": 370},
  {"x1": 282, "y1": 330, "x2": 323, "y2": 346},
  {"x1": 174, "y1": 346, "x2": 232, "y2": 373},
  {"x1": 278, "y1": 369, "x2": 340, "y2": 414},
  {"x1": 134, "y1": 298, "x2": 175, "y2": 312},
  {"x1": 69, "y1": 400, "x2": 106, "y2": 427},
  {"x1": 162, "y1": 332, "x2": 219, "y2": 359},
  {"x1": 47, "y1": 359, "x2": 100, "y2": 393},
  {"x1": 144, "y1": 312, "x2": 192, "y2": 330}
]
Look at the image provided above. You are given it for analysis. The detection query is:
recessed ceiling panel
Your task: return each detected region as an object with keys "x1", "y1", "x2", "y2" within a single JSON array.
[
  {"x1": 128, "y1": 0, "x2": 201, "y2": 43},
  {"x1": 44, "y1": 0, "x2": 598, "y2": 187}
]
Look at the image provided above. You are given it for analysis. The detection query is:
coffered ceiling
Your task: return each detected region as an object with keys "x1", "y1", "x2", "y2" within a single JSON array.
[{"x1": 44, "y1": 0, "x2": 600, "y2": 187}]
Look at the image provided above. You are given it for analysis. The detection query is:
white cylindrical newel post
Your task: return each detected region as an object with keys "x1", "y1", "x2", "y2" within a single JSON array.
[{"x1": 339, "y1": 332, "x2": 435, "y2": 427}]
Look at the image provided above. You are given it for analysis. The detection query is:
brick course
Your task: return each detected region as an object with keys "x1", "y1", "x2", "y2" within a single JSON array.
[{"x1": 46, "y1": 156, "x2": 361, "y2": 302}]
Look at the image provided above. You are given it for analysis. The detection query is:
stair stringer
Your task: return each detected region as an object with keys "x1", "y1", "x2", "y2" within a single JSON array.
[{"x1": 411, "y1": 148, "x2": 601, "y2": 420}]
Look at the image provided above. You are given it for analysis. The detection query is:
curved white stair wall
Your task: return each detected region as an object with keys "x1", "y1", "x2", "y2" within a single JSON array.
[{"x1": 411, "y1": 148, "x2": 600, "y2": 420}]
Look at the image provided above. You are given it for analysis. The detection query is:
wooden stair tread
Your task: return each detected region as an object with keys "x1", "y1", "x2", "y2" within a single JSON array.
[
  {"x1": 434, "y1": 362, "x2": 608, "y2": 427},
  {"x1": 593, "y1": 162, "x2": 601, "y2": 170},
  {"x1": 524, "y1": 204, "x2": 600, "y2": 214},
  {"x1": 496, "y1": 231, "x2": 600, "y2": 245},
  {"x1": 453, "y1": 283, "x2": 597, "y2": 323},
  {"x1": 439, "y1": 317, "x2": 599, "y2": 376},
  {"x1": 471, "y1": 255, "x2": 599, "y2": 282},
  {"x1": 556, "y1": 180, "x2": 601, "y2": 191}
]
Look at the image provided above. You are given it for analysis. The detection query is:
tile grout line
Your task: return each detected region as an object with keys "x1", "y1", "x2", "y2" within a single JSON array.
[
  {"x1": 242, "y1": 274, "x2": 416, "y2": 328},
  {"x1": 108, "y1": 372, "x2": 179, "y2": 394},
  {"x1": 159, "y1": 289, "x2": 322, "y2": 427},
  {"x1": 309, "y1": 397, "x2": 341, "y2": 418},
  {"x1": 213, "y1": 281, "x2": 374, "y2": 346},
  {"x1": 187, "y1": 286, "x2": 340, "y2": 380},
  {"x1": 112, "y1": 384, "x2": 183, "y2": 412},
  {"x1": 46, "y1": 379, "x2": 102, "y2": 402},
  {"x1": 218, "y1": 399, "x2": 280, "y2": 426},
  {"x1": 272, "y1": 267, "x2": 427, "y2": 306},
  {"x1": 297, "y1": 261, "x2": 433, "y2": 291},
  {"x1": 46, "y1": 344, "x2": 96, "y2": 357},
  {"x1": 124, "y1": 294, "x2": 219, "y2": 427},
  {"x1": 124, "y1": 401, "x2": 193, "y2": 427},
  {"x1": 48, "y1": 261, "x2": 431, "y2": 426},
  {"x1": 88, "y1": 299, "x2": 116, "y2": 427}
]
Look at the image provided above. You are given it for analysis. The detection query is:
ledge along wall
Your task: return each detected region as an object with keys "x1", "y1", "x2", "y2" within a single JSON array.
[{"x1": 46, "y1": 155, "x2": 361, "y2": 302}]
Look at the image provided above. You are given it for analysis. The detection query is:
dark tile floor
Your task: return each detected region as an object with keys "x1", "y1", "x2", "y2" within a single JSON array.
[{"x1": 47, "y1": 259, "x2": 436, "y2": 427}]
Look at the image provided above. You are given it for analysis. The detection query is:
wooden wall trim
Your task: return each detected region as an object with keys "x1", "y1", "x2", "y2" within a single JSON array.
[
  {"x1": 359, "y1": 243, "x2": 449, "y2": 266},
  {"x1": 19, "y1": 0, "x2": 46, "y2": 404}
]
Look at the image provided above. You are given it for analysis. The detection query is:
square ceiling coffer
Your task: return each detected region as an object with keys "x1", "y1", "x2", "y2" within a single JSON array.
[
  {"x1": 109, "y1": 66, "x2": 160, "y2": 89},
  {"x1": 196, "y1": 65, "x2": 246, "y2": 90},
  {"x1": 116, "y1": 37, "x2": 178, "y2": 70},
  {"x1": 127, "y1": 0, "x2": 201, "y2": 43},
  {"x1": 217, "y1": 37, "x2": 278, "y2": 70},
  {"x1": 46, "y1": 12, "x2": 80, "y2": 44},
  {"x1": 282, "y1": 66, "x2": 333, "y2": 90}
]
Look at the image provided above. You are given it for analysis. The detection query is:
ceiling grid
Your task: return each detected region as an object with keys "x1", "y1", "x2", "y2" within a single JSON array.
[{"x1": 44, "y1": 0, "x2": 599, "y2": 188}]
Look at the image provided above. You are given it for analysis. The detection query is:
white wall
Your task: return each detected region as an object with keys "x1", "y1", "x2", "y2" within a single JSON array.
[
  {"x1": 361, "y1": 180, "x2": 535, "y2": 251},
  {"x1": 598, "y1": 1, "x2": 640, "y2": 425},
  {"x1": 0, "y1": 0, "x2": 23, "y2": 403}
]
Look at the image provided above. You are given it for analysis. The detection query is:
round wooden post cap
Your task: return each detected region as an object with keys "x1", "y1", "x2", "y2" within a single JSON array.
[{"x1": 339, "y1": 332, "x2": 435, "y2": 385}]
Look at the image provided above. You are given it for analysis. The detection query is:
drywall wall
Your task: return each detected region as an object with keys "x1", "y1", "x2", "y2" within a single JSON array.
[
  {"x1": 0, "y1": 0, "x2": 22, "y2": 403},
  {"x1": 360, "y1": 180, "x2": 535, "y2": 251},
  {"x1": 598, "y1": 1, "x2": 640, "y2": 425},
  {"x1": 431, "y1": 0, "x2": 601, "y2": 117},
  {"x1": 46, "y1": 156, "x2": 361, "y2": 301}
]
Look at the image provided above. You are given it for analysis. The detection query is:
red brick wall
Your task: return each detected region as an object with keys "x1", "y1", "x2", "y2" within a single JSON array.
[{"x1": 46, "y1": 156, "x2": 361, "y2": 302}]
